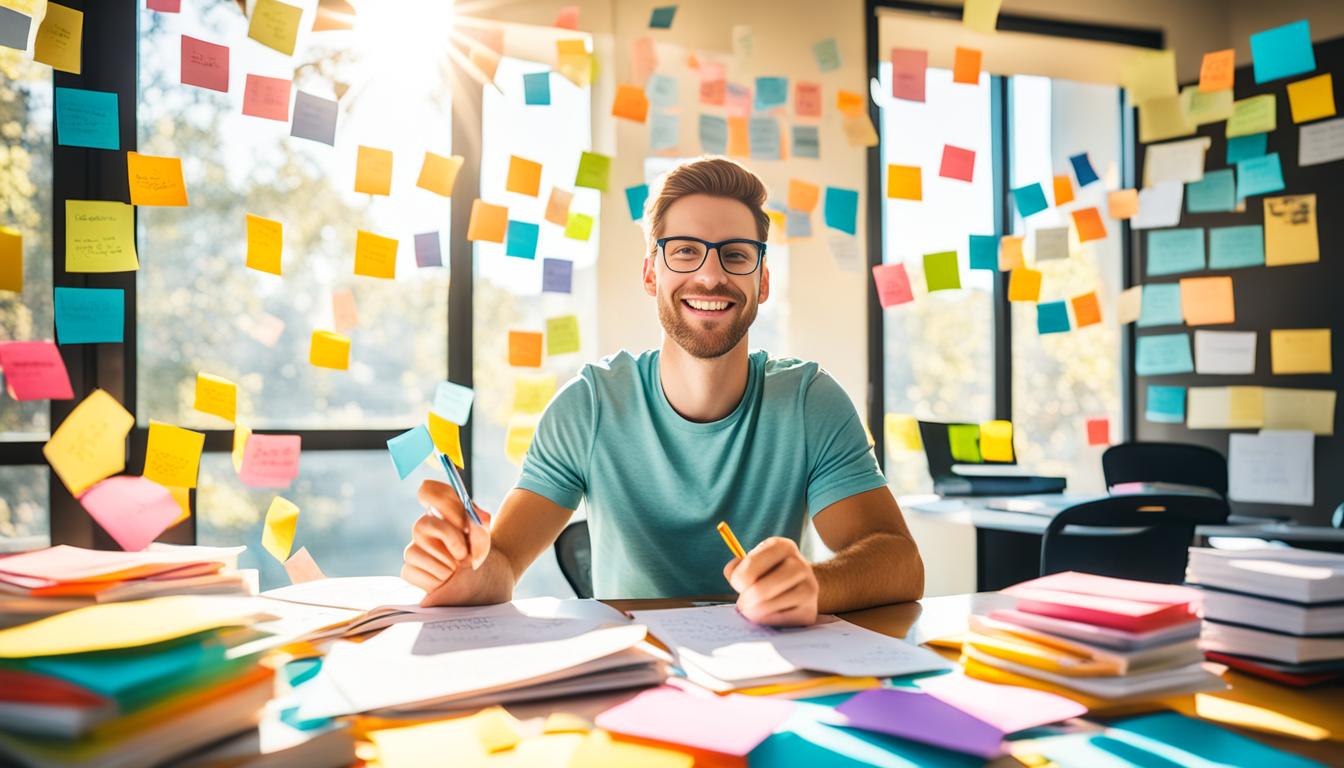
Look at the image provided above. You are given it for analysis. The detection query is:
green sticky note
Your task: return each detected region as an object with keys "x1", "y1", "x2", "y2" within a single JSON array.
[
  {"x1": 574, "y1": 151, "x2": 611, "y2": 191},
  {"x1": 546, "y1": 315, "x2": 580, "y2": 356},
  {"x1": 1227, "y1": 95, "x2": 1276, "y2": 138},
  {"x1": 948, "y1": 424, "x2": 981, "y2": 463},
  {"x1": 923, "y1": 251, "x2": 960, "y2": 291},
  {"x1": 563, "y1": 212, "x2": 593, "y2": 241}
]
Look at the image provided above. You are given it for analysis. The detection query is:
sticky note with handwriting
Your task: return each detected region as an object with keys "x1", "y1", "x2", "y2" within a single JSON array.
[{"x1": 143, "y1": 421, "x2": 205, "y2": 489}]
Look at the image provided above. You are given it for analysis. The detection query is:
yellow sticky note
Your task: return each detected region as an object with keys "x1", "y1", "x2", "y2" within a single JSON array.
[
  {"x1": 1008, "y1": 267, "x2": 1041, "y2": 302},
  {"x1": 961, "y1": 0, "x2": 1001, "y2": 34},
  {"x1": 232, "y1": 425, "x2": 251, "y2": 474},
  {"x1": 248, "y1": 0, "x2": 302, "y2": 56},
  {"x1": 194, "y1": 372, "x2": 237, "y2": 423},
  {"x1": 545, "y1": 188, "x2": 573, "y2": 226},
  {"x1": 1227, "y1": 386, "x2": 1265, "y2": 429},
  {"x1": 514, "y1": 373, "x2": 558, "y2": 414},
  {"x1": 42, "y1": 389, "x2": 135, "y2": 497},
  {"x1": 884, "y1": 413, "x2": 922, "y2": 452},
  {"x1": 1123, "y1": 49, "x2": 1177, "y2": 105},
  {"x1": 427, "y1": 411, "x2": 464, "y2": 468},
  {"x1": 309, "y1": 330, "x2": 350, "y2": 370},
  {"x1": 506, "y1": 155, "x2": 543, "y2": 196},
  {"x1": 1263, "y1": 388, "x2": 1336, "y2": 436},
  {"x1": 504, "y1": 413, "x2": 540, "y2": 466},
  {"x1": 371, "y1": 708, "x2": 522, "y2": 767},
  {"x1": 0, "y1": 227, "x2": 21, "y2": 293},
  {"x1": 245, "y1": 214, "x2": 283, "y2": 275},
  {"x1": 261, "y1": 496, "x2": 299, "y2": 563},
  {"x1": 1138, "y1": 93, "x2": 1196, "y2": 144},
  {"x1": 1271, "y1": 329, "x2": 1332, "y2": 374},
  {"x1": 1264, "y1": 195, "x2": 1318, "y2": 267},
  {"x1": 1287, "y1": 73, "x2": 1335, "y2": 124},
  {"x1": 842, "y1": 114, "x2": 879, "y2": 148},
  {"x1": 143, "y1": 421, "x2": 205, "y2": 489},
  {"x1": 126, "y1": 152, "x2": 188, "y2": 207},
  {"x1": 65, "y1": 200, "x2": 138, "y2": 273},
  {"x1": 886, "y1": 164, "x2": 922, "y2": 200},
  {"x1": 467, "y1": 199, "x2": 508, "y2": 243},
  {"x1": 556, "y1": 39, "x2": 591, "y2": 87},
  {"x1": 1227, "y1": 94, "x2": 1276, "y2": 138},
  {"x1": 34, "y1": 2, "x2": 82, "y2": 74},
  {"x1": 546, "y1": 315, "x2": 580, "y2": 356},
  {"x1": 543, "y1": 713, "x2": 593, "y2": 734},
  {"x1": 979, "y1": 420, "x2": 1014, "y2": 462},
  {"x1": 788, "y1": 179, "x2": 821, "y2": 213},
  {"x1": 570, "y1": 730, "x2": 693, "y2": 768},
  {"x1": 416, "y1": 152, "x2": 464, "y2": 197},
  {"x1": 354, "y1": 145, "x2": 393, "y2": 195},
  {"x1": 354, "y1": 230, "x2": 398, "y2": 279},
  {"x1": 167, "y1": 486, "x2": 191, "y2": 526}
]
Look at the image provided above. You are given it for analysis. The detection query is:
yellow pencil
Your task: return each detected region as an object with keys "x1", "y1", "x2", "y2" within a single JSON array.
[{"x1": 717, "y1": 521, "x2": 747, "y2": 560}]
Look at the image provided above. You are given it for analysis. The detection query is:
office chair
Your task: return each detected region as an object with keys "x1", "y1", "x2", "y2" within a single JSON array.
[
  {"x1": 1040, "y1": 494, "x2": 1230, "y2": 584},
  {"x1": 1101, "y1": 442, "x2": 1228, "y2": 497},
  {"x1": 554, "y1": 519, "x2": 594, "y2": 599}
]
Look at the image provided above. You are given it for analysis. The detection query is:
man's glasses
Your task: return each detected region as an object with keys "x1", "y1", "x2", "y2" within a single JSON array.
[{"x1": 656, "y1": 236, "x2": 767, "y2": 275}]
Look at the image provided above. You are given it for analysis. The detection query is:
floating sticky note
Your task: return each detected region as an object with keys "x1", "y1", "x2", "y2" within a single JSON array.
[
  {"x1": 354, "y1": 230, "x2": 398, "y2": 279},
  {"x1": 1117, "y1": 286, "x2": 1142, "y2": 325},
  {"x1": 429, "y1": 380, "x2": 474, "y2": 426},
  {"x1": 978, "y1": 420, "x2": 1013, "y2": 462},
  {"x1": 563, "y1": 212, "x2": 593, "y2": 242},
  {"x1": 232, "y1": 426, "x2": 250, "y2": 473},
  {"x1": 413, "y1": 231, "x2": 441, "y2": 268},
  {"x1": 505, "y1": 220, "x2": 540, "y2": 259},
  {"x1": 508, "y1": 330, "x2": 544, "y2": 367},
  {"x1": 962, "y1": 0, "x2": 1001, "y2": 33},
  {"x1": 42, "y1": 389, "x2": 132, "y2": 496},
  {"x1": 126, "y1": 152, "x2": 187, "y2": 207},
  {"x1": 1271, "y1": 329, "x2": 1331, "y2": 374},
  {"x1": 427, "y1": 410, "x2": 464, "y2": 468},
  {"x1": 180, "y1": 35, "x2": 228, "y2": 91},
  {"x1": 417, "y1": 152, "x2": 464, "y2": 197},
  {"x1": 283, "y1": 547, "x2": 324, "y2": 584},
  {"x1": 248, "y1": 0, "x2": 301, "y2": 55},
  {"x1": 1287, "y1": 73, "x2": 1335, "y2": 124},
  {"x1": 1011, "y1": 183, "x2": 1047, "y2": 218},
  {"x1": 836, "y1": 89, "x2": 864, "y2": 118},
  {"x1": 1008, "y1": 268, "x2": 1041, "y2": 302},
  {"x1": 1180, "y1": 276, "x2": 1235, "y2": 326},
  {"x1": 54, "y1": 287, "x2": 123, "y2": 345},
  {"x1": 1138, "y1": 283, "x2": 1182, "y2": 328},
  {"x1": 792, "y1": 125, "x2": 820, "y2": 159},
  {"x1": 923, "y1": 251, "x2": 960, "y2": 292},
  {"x1": 1198, "y1": 49, "x2": 1235, "y2": 93},
  {"x1": 997, "y1": 235, "x2": 1023, "y2": 271},
  {"x1": 1236, "y1": 153, "x2": 1285, "y2": 198},
  {"x1": 387, "y1": 425, "x2": 433, "y2": 480},
  {"x1": 1227, "y1": 95, "x2": 1276, "y2": 138},
  {"x1": 291, "y1": 90, "x2": 338, "y2": 145},
  {"x1": 1146, "y1": 385, "x2": 1186, "y2": 423},
  {"x1": 353, "y1": 145, "x2": 393, "y2": 196},
  {"x1": 467, "y1": 200, "x2": 508, "y2": 243},
  {"x1": 951, "y1": 46, "x2": 982, "y2": 85},
  {"x1": 1108, "y1": 189, "x2": 1139, "y2": 220},
  {"x1": 1250, "y1": 19, "x2": 1315, "y2": 84},
  {"x1": 1185, "y1": 85, "x2": 1233, "y2": 126},
  {"x1": 239, "y1": 433, "x2": 300, "y2": 488},
  {"x1": 871, "y1": 264, "x2": 913, "y2": 308},
  {"x1": 0, "y1": 342, "x2": 73, "y2": 401},
  {"x1": 242, "y1": 74, "x2": 290, "y2": 121},
  {"x1": 787, "y1": 179, "x2": 820, "y2": 213},
  {"x1": 611, "y1": 84, "x2": 649, "y2": 123},
  {"x1": 842, "y1": 113, "x2": 878, "y2": 148},
  {"x1": 143, "y1": 421, "x2": 205, "y2": 489},
  {"x1": 1123, "y1": 49, "x2": 1177, "y2": 104},
  {"x1": 513, "y1": 373, "x2": 557, "y2": 414},
  {"x1": 1072, "y1": 292, "x2": 1102, "y2": 328},
  {"x1": 574, "y1": 151, "x2": 610, "y2": 191},
  {"x1": 1136, "y1": 333, "x2": 1194, "y2": 376},
  {"x1": 948, "y1": 424, "x2": 981, "y2": 463},
  {"x1": 542, "y1": 258, "x2": 574, "y2": 293},
  {"x1": 794, "y1": 82, "x2": 821, "y2": 118},
  {"x1": 1032, "y1": 227, "x2": 1067, "y2": 262},
  {"x1": 1085, "y1": 418, "x2": 1110, "y2": 446},
  {"x1": 0, "y1": 7, "x2": 32, "y2": 51},
  {"x1": 748, "y1": 117, "x2": 781, "y2": 160},
  {"x1": 262, "y1": 497, "x2": 299, "y2": 563},
  {"x1": 245, "y1": 213, "x2": 283, "y2": 275},
  {"x1": 785, "y1": 211, "x2": 811, "y2": 239},
  {"x1": 813, "y1": 37, "x2": 840, "y2": 71},
  {"x1": 309, "y1": 330, "x2": 350, "y2": 370},
  {"x1": 79, "y1": 476, "x2": 181, "y2": 552},
  {"x1": 890, "y1": 48, "x2": 927, "y2": 102},
  {"x1": 556, "y1": 39, "x2": 591, "y2": 87},
  {"x1": 523, "y1": 71, "x2": 551, "y2": 106},
  {"x1": 0, "y1": 228, "x2": 19, "y2": 293},
  {"x1": 1072, "y1": 207, "x2": 1106, "y2": 243},
  {"x1": 34, "y1": 2, "x2": 82, "y2": 74},
  {"x1": 698, "y1": 114, "x2": 728, "y2": 154},
  {"x1": 822, "y1": 187, "x2": 859, "y2": 235},
  {"x1": 193, "y1": 372, "x2": 237, "y2": 423},
  {"x1": 886, "y1": 165, "x2": 921, "y2": 200},
  {"x1": 885, "y1": 413, "x2": 922, "y2": 452},
  {"x1": 1226, "y1": 133, "x2": 1268, "y2": 165},
  {"x1": 1146, "y1": 228, "x2": 1205, "y2": 277},
  {"x1": 1186, "y1": 169, "x2": 1235, "y2": 213},
  {"x1": 1138, "y1": 93, "x2": 1196, "y2": 144},
  {"x1": 1263, "y1": 194, "x2": 1318, "y2": 266},
  {"x1": 938, "y1": 145, "x2": 975, "y2": 182},
  {"x1": 969, "y1": 235, "x2": 999, "y2": 270},
  {"x1": 1208, "y1": 225, "x2": 1264, "y2": 270},
  {"x1": 55, "y1": 88, "x2": 118, "y2": 150},
  {"x1": 649, "y1": 74, "x2": 680, "y2": 109},
  {"x1": 1067, "y1": 153, "x2": 1099, "y2": 188},
  {"x1": 650, "y1": 111, "x2": 679, "y2": 150},
  {"x1": 546, "y1": 315, "x2": 581, "y2": 356},
  {"x1": 624, "y1": 184, "x2": 649, "y2": 222},
  {"x1": 1037, "y1": 301, "x2": 1070, "y2": 334},
  {"x1": 648, "y1": 5, "x2": 676, "y2": 28},
  {"x1": 1052, "y1": 174, "x2": 1074, "y2": 206},
  {"x1": 504, "y1": 155, "x2": 542, "y2": 198},
  {"x1": 544, "y1": 187, "x2": 574, "y2": 226}
]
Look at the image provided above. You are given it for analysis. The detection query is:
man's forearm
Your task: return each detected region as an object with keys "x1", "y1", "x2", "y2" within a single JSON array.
[{"x1": 813, "y1": 531, "x2": 924, "y2": 614}]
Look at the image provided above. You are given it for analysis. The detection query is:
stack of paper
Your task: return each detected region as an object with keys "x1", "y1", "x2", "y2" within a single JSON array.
[
  {"x1": 1187, "y1": 547, "x2": 1344, "y2": 685},
  {"x1": 962, "y1": 572, "x2": 1225, "y2": 706}
]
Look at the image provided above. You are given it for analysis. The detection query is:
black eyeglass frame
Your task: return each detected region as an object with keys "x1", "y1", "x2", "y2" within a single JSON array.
[{"x1": 655, "y1": 236, "x2": 768, "y2": 275}]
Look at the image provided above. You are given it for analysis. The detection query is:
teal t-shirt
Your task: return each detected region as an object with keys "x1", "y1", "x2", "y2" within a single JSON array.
[{"x1": 516, "y1": 349, "x2": 888, "y2": 599}]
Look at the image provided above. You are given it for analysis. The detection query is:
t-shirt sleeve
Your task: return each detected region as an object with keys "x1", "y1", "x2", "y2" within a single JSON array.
[
  {"x1": 803, "y1": 371, "x2": 889, "y2": 516},
  {"x1": 515, "y1": 374, "x2": 595, "y2": 510}
]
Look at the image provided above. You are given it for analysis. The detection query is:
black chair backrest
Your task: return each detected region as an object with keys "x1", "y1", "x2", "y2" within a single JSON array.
[
  {"x1": 1041, "y1": 494, "x2": 1230, "y2": 584},
  {"x1": 554, "y1": 519, "x2": 593, "y2": 599},
  {"x1": 1102, "y1": 442, "x2": 1229, "y2": 497}
]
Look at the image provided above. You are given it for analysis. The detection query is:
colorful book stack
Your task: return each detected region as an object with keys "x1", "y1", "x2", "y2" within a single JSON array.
[
  {"x1": 961, "y1": 571, "x2": 1225, "y2": 707},
  {"x1": 1187, "y1": 547, "x2": 1344, "y2": 686}
]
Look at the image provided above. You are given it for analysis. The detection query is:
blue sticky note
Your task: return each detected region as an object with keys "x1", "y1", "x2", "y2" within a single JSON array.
[
  {"x1": 1208, "y1": 225, "x2": 1264, "y2": 269},
  {"x1": 698, "y1": 115, "x2": 727, "y2": 155},
  {"x1": 786, "y1": 211, "x2": 811, "y2": 239},
  {"x1": 54, "y1": 287, "x2": 124, "y2": 344},
  {"x1": 1146, "y1": 228, "x2": 1205, "y2": 277},
  {"x1": 522, "y1": 71, "x2": 550, "y2": 105},
  {"x1": 650, "y1": 111, "x2": 679, "y2": 150},
  {"x1": 755, "y1": 76, "x2": 789, "y2": 110},
  {"x1": 23, "y1": 635, "x2": 227, "y2": 697},
  {"x1": 1249, "y1": 19, "x2": 1315, "y2": 84},
  {"x1": 624, "y1": 184, "x2": 649, "y2": 221},
  {"x1": 432, "y1": 381, "x2": 474, "y2": 425},
  {"x1": 823, "y1": 187, "x2": 859, "y2": 235},
  {"x1": 1236, "y1": 152, "x2": 1285, "y2": 198},
  {"x1": 1185, "y1": 169, "x2": 1235, "y2": 213},
  {"x1": 55, "y1": 87, "x2": 120, "y2": 150},
  {"x1": 646, "y1": 73, "x2": 679, "y2": 109},
  {"x1": 1069, "y1": 153, "x2": 1099, "y2": 187},
  {"x1": 1137, "y1": 283, "x2": 1183, "y2": 328},
  {"x1": 542, "y1": 258, "x2": 573, "y2": 293},
  {"x1": 749, "y1": 116, "x2": 781, "y2": 159},
  {"x1": 387, "y1": 425, "x2": 433, "y2": 480},
  {"x1": 1136, "y1": 333, "x2": 1194, "y2": 376},
  {"x1": 1146, "y1": 385, "x2": 1187, "y2": 423},
  {"x1": 414, "y1": 231, "x2": 442, "y2": 267},
  {"x1": 813, "y1": 38, "x2": 841, "y2": 72},
  {"x1": 968, "y1": 235, "x2": 999, "y2": 270},
  {"x1": 753, "y1": 702, "x2": 984, "y2": 768},
  {"x1": 1226, "y1": 133, "x2": 1268, "y2": 165},
  {"x1": 793, "y1": 125, "x2": 820, "y2": 159},
  {"x1": 648, "y1": 5, "x2": 676, "y2": 29},
  {"x1": 1011, "y1": 183, "x2": 1048, "y2": 218},
  {"x1": 504, "y1": 220, "x2": 539, "y2": 259},
  {"x1": 1037, "y1": 301, "x2": 1070, "y2": 334}
]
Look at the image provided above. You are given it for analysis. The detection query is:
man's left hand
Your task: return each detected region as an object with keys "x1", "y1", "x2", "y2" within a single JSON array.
[{"x1": 723, "y1": 536, "x2": 819, "y2": 626}]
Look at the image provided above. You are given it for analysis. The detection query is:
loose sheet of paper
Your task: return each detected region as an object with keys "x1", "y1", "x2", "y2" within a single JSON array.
[{"x1": 1228, "y1": 430, "x2": 1314, "y2": 506}]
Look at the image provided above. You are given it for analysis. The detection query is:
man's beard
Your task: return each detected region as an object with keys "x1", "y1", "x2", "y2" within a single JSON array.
[{"x1": 657, "y1": 285, "x2": 758, "y2": 359}]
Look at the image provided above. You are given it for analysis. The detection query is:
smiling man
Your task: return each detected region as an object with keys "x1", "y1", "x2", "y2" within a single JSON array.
[{"x1": 402, "y1": 157, "x2": 923, "y2": 625}]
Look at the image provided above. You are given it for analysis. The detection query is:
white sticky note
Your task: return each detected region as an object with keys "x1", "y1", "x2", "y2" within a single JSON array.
[
  {"x1": 1228, "y1": 430, "x2": 1314, "y2": 506},
  {"x1": 1299, "y1": 117, "x2": 1344, "y2": 167},
  {"x1": 1194, "y1": 330, "x2": 1256, "y2": 375},
  {"x1": 1142, "y1": 137, "x2": 1212, "y2": 187},
  {"x1": 1131, "y1": 181, "x2": 1184, "y2": 230}
]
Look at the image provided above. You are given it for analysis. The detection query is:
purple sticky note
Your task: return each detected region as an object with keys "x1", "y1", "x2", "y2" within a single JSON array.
[
  {"x1": 542, "y1": 258, "x2": 573, "y2": 293},
  {"x1": 836, "y1": 688, "x2": 1005, "y2": 759},
  {"x1": 916, "y1": 673, "x2": 1087, "y2": 734},
  {"x1": 414, "y1": 231, "x2": 442, "y2": 267}
]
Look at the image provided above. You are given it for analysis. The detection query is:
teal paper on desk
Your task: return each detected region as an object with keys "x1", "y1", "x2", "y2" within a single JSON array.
[
  {"x1": 1137, "y1": 284, "x2": 1183, "y2": 328},
  {"x1": 749, "y1": 701, "x2": 983, "y2": 768},
  {"x1": 1185, "y1": 169, "x2": 1234, "y2": 213},
  {"x1": 1249, "y1": 19, "x2": 1315, "y2": 84},
  {"x1": 1145, "y1": 385, "x2": 1187, "y2": 423},
  {"x1": 1031, "y1": 712, "x2": 1324, "y2": 768},
  {"x1": 55, "y1": 87, "x2": 120, "y2": 150},
  {"x1": 54, "y1": 287, "x2": 124, "y2": 344},
  {"x1": 1146, "y1": 228, "x2": 1205, "y2": 276},
  {"x1": 1208, "y1": 225, "x2": 1264, "y2": 269},
  {"x1": 1136, "y1": 333, "x2": 1194, "y2": 376},
  {"x1": 1236, "y1": 153, "x2": 1285, "y2": 198},
  {"x1": 1226, "y1": 133, "x2": 1267, "y2": 165}
]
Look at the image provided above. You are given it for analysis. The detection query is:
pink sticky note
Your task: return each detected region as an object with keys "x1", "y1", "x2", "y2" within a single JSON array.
[
  {"x1": 915, "y1": 674, "x2": 1087, "y2": 734},
  {"x1": 595, "y1": 686, "x2": 794, "y2": 757},
  {"x1": 239, "y1": 433, "x2": 301, "y2": 488},
  {"x1": 242, "y1": 74, "x2": 291, "y2": 121},
  {"x1": 283, "y1": 546, "x2": 326, "y2": 584},
  {"x1": 148, "y1": 0, "x2": 181, "y2": 11},
  {"x1": 181, "y1": 35, "x2": 230, "y2": 93},
  {"x1": 795, "y1": 81, "x2": 822, "y2": 118},
  {"x1": 939, "y1": 145, "x2": 975, "y2": 182},
  {"x1": 79, "y1": 476, "x2": 182, "y2": 552},
  {"x1": 631, "y1": 35, "x2": 657, "y2": 84},
  {"x1": 890, "y1": 48, "x2": 927, "y2": 102},
  {"x1": 838, "y1": 689, "x2": 1005, "y2": 758},
  {"x1": 554, "y1": 5, "x2": 579, "y2": 29},
  {"x1": 872, "y1": 263, "x2": 914, "y2": 308},
  {"x1": 0, "y1": 341, "x2": 74, "y2": 401}
]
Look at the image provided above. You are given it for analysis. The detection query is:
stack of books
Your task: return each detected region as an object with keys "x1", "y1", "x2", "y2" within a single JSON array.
[
  {"x1": 962, "y1": 571, "x2": 1225, "y2": 707},
  {"x1": 1187, "y1": 547, "x2": 1344, "y2": 686}
]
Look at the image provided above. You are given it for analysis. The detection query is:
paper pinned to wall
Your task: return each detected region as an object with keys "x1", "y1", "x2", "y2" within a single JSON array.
[
  {"x1": 193, "y1": 372, "x2": 237, "y2": 423},
  {"x1": 1142, "y1": 137, "x2": 1211, "y2": 187},
  {"x1": 1208, "y1": 225, "x2": 1264, "y2": 269},
  {"x1": 1179, "y1": 276, "x2": 1235, "y2": 326},
  {"x1": 1228, "y1": 430, "x2": 1314, "y2": 506},
  {"x1": 1137, "y1": 283, "x2": 1182, "y2": 328},
  {"x1": 1146, "y1": 385, "x2": 1186, "y2": 423},
  {"x1": 1199, "y1": 49, "x2": 1235, "y2": 92},
  {"x1": 889, "y1": 48, "x2": 927, "y2": 102},
  {"x1": 1184, "y1": 86, "x2": 1233, "y2": 126},
  {"x1": 1227, "y1": 95, "x2": 1276, "y2": 138},
  {"x1": 54, "y1": 286, "x2": 124, "y2": 345},
  {"x1": 181, "y1": 34, "x2": 228, "y2": 91},
  {"x1": 1263, "y1": 194, "x2": 1318, "y2": 266},
  {"x1": 1136, "y1": 333, "x2": 1194, "y2": 376},
  {"x1": 1263, "y1": 388, "x2": 1335, "y2": 435},
  {"x1": 1249, "y1": 19, "x2": 1315, "y2": 84},
  {"x1": 1194, "y1": 330, "x2": 1256, "y2": 375},
  {"x1": 1286, "y1": 73, "x2": 1335, "y2": 124},
  {"x1": 1299, "y1": 117, "x2": 1344, "y2": 166},
  {"x1": 1146, "y1": 228, "x2": 1205, "y2": 277},
  {"x1": 1270, "y1": 329, "x2": 1332, "y2": 375},
  {"x1": 1122, "y1": 49, "x2": 1177, "y2": 104},
  {"x1": 871, "y1": 264, "x2": 913, "y2": 308},
  {"x1": 55, "y1": 87, "x2": 119, "y2": 150},
  {"x1": 1139, "y1": 93, "x2": 1196, "y2": 144}
]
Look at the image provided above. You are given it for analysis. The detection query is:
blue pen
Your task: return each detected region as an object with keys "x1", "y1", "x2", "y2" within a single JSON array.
[{"x1": 437, "y1": 452, "x2": 483, "y2": 526}]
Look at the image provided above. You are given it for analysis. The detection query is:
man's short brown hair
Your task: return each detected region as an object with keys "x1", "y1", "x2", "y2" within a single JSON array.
[{"x1": 642, "y1": 157, "x2": 771, "y2": 257}]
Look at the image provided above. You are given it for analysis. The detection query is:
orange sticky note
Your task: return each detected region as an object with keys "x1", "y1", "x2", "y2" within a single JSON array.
[
  {"x1": 354, "y1": 145, "x2": 393, "y2": 195},
  {"x1": 1072, "y1": 292, "x2": 1102, "y2": 327},
  {"x1": 1108, "y1": 189, "x2": 1139, "y2": 220},
  {"x1": 726, "y1": 117, "x2": 749, "y2": 157},
  {"x1": 467, "y1": 200, "x2": 508, "y2": 243},
  {"x1": 953, "y1": 46, "x2": 982, "y2": 85},
  {"x1": 1071, "y1": 207, "x2": 1107, "y2": 243},
  {"x1": 1008, "y1": 267, "x2": 1042, "y2": 302},
  {"x1": 2, "y1": 228, "x2": 22, "y2": 293},
  {"x1": 1086, "y1": 417, "x2": 1110, "y2": 446},
  {"x1": 1180, "y1": 276, "x2": 1235, "y2": 326},
  {"x1": 1199, "y1": 49, "x2": 1234, "y2": 93},
  {"x1": 245, "y1": 214, "x2": 283, "y2": 275},
  {"x1": 126, "y1": 152, "x2": 188, "y2": 206},
  {"x1": 788, "y1": 179, "x2": 820, "y2": 213},
  {"x1": 508, "y1": 330, "x2": 544, "y2": 367},
  {"x1": 506, "y1": 155, "x2": 543, "y2": 197},
  {"x1": 417, "y1": 152, "x2": 464, "y2": 197},
  {"x1": 309, "y1": 330, "x2": 350, "y2": 370},
  {"x1": 1052, "y1": 174, "x2": 1074, "y2": 207},
  {"x1": 354, "y1": 230, "x2": 398, "y2": 279},
  {"x1": 544, "y1": 188, "x2": 573, "y2": 226},
  {"x1": 886, "y1": 165, "x2": 922, "y2": 200},
  {"x1": 836, "y1": 89, "x2": 864, "y2": 118},
  {"x1": 999, "y1": 235, "x2": 1024, "y2": 271},
  {"x1": 612, "y1": 83, "x2": 649, "y2": 123}
]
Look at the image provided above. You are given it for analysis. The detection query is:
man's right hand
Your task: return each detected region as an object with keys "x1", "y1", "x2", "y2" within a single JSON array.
[{"x1": 401, "y1": 480, "x2": 492, "y2": 604}]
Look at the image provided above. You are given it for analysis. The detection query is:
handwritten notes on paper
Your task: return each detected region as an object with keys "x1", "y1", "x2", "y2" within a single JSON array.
[
  {"x1": 1227, "y1": 95, "x2": 1276, "y2": 138},
  {"x1": 1136, "y1": 333, "x2": 1194, "y2": 376},
  {"x1": 247, "y1": 0, "x2": 302, "y2": 56},
  {"x1": 1137, "y1": 283, "x2": 1182, "y2": 328},
  {"x1": 872, "y1": 264, "x2": 913, "y2": 308},
  {"x1": 1263, "y1": 194, "x2": 1319, "y2": 266},
  {"x1": 262, "y1": 496, "x2": 300, "y2": 563},
  {"x1": 354, "y1": 230, "x2": 398, "y2": 279},
  {"x1": 246, "y1": 214, "x2": 283, "y2": 275},
  {"x1": 34, "y1": 2, "x2": 82, "y2": 74},
  {"x1": 1209, "y1": 225, "x2": 1264, "y2": 269},
  {"x1": 1199, "y1": 49, "x2": 1235, "y2": 92},
  {"x1": 193, "y1": 372, "x2": 237, "y2": 423},
  {"x1": 1143, "y1": 137, "x2": 1210, "y2": 187},
  {"x1": 1236, "y1": 152, "x2": 1285, "y2": 198},
  {"x1": 1194, "y1": 330, "x2": 1256, "y2": 375},
  {"x1": 126, "y1": 152, "x2": 188, "y2": 206},
  {"x1": 54, "y1": 287, "x2": 123, "y2": 344},
  {"x1": 0, "y1": 342, "x2": 74, "y2": 401},
  {"x1": 55, "y1": 87, "x2": 119, "y2": 150},
  {"x1": 1186, "y1": 169, "x2": 1235, "y2": 213},
  {"x1": 42, "y1": 389, "x2": 132, "y2": 496},
  {"x1": 66, "y1": 201, "x2": 137, "y2": 272},
  {"x1": 890, "y1": 48, "x2": 927, "y2": 102},
  {"x1": 242, "y1": 74, "x2": 290, "y2": 121},
  {"x1": 1147, "y1": 228, "x2": 1205, "y2": 276},
  {"x1": 1300, "y1": 117, "x2": 1344, "y2": 166},
  {"x1": 181, "y1": 35, "x2": 228, "y2": 91},
  {"x1": 240, "y1": 433, "x2": 301, "y2": 488},
  {"x1": 144, "y1": 421, "x2": 205, "y2": 489},
  {"x1": 291, "y1": 91, "x2": 338, "y2": 145}
]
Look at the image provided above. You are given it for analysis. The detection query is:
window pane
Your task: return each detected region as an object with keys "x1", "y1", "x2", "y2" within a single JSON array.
[
  {"x1": 0, "y1": 465, "x2": 49, "y2": 552},
  {"x1": 1009, "y1": 76, "x2": 1123, "y2": 491},
  {"x1": 879, "y1": 66, "x2": 995, "y2": 493},
  {"x1": 136, "y1": 4, "x2": 451, "y2": 430}
]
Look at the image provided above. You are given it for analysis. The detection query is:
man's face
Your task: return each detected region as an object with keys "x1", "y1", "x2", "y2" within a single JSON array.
[{"x1": 643, "y1": 194, "x2": 770, "y2": 359}]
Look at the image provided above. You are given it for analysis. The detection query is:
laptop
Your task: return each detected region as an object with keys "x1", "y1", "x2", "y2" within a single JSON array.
[{"x1": 917, "y1": 420, "x2": 1066, "y2": 497}]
